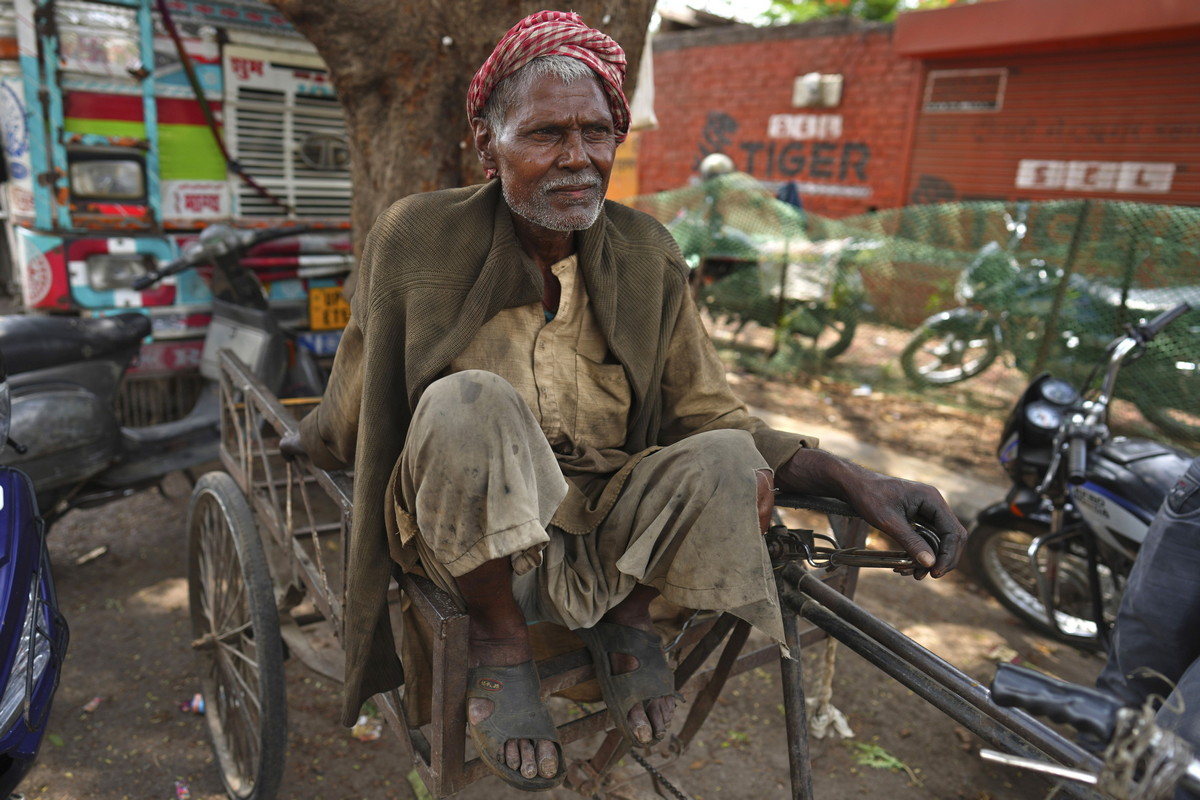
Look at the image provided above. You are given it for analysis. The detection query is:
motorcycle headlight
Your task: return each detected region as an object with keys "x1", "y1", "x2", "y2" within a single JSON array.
[
  {"x1": 85, "y1": 253, "x2": 154, "y2": 291},
  {"x1": 0, "y1": 581, "x2": 52, "y2": 737},
  {"x1": 69, "y1": 156, "x2": 146, "y2": 201}
]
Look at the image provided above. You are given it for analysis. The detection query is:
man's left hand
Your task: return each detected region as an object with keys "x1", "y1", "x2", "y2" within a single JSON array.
[{"x1": 279, "y1": 430, "x2": 307, "y2": 461}]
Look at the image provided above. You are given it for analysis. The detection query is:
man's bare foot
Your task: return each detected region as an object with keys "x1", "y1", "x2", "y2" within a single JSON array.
[
  {"x1": 608, "y1": 640, "x2": 676, "y2": 744},
  {"x1": 458, "y1": 560, "x2": 559, "y2": 782},
  {"x1": 466, "y1": 631, "x2": 559, "y2": 781},
  {"x1": 601, "y1": 588, "x2": 677, "y2": 744}
]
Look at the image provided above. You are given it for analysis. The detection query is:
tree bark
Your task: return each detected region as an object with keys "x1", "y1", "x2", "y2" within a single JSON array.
[{"x1": 265, "y1": 0, "x2": 656, "y2": 282}]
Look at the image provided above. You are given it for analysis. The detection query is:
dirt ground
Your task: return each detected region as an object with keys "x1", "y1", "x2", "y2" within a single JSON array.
[{"x1": 18, "y1": 347, "x2": 1108, "y2": 800}]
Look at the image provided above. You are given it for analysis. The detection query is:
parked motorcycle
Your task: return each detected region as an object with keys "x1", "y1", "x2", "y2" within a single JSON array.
[
  {"x1": 900, "y1": 203, "x2": 1086, "y2": 385},
  {"x1": 900, "y1": 205, "x2": 1200, "y2": 441},
  {"x1": 0, "y1": 225, "x2": 326, "y2": 522},
  {"x1": 0, "y1": 353, "x2": 68, "y2": 796},
  {"x1": 671, "y1": 211, "x2": 873, "y2": 360},
  {"x1": 966, "y1": 303, "x2": 1195, "y2": 651}
]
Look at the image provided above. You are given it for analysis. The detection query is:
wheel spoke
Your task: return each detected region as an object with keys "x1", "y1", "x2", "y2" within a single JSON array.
[
  {"x1": 219, "y1": 636, "x2": 262, "y2": 675},
  {"x1": 213, "y1": 641, "x2": 262, "y2": 786},
  {"x1": 209, "y1": 619, "x2": 254, "y2": 645}
]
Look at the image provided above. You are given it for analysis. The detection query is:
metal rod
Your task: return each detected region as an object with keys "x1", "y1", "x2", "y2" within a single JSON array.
[
  {"x1": 1083, "y1": 527, "x2": 1112, "y2": 651},
  {"x1": 979, "y1": 749, "x2": 1098, "y2": 784},
  {"x1": 780, "y1": 606, "x2": 815, "y2": 800}
]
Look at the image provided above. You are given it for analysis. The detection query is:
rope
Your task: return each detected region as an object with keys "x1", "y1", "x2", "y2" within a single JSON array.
[
  {"x1": 153, "y1": 0, "x2": 295, "y2": 215},
  {"x1": 1095, "y1": 704, "x2": 1191, "y2": 800},
  {"x1": 806, "y1": 637, "x2": 855, "y2": 740}
]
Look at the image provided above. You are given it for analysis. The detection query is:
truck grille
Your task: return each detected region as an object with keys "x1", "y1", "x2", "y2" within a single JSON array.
[{"x1": 229, "y1": 85, "x2": 352, "y2": 219}]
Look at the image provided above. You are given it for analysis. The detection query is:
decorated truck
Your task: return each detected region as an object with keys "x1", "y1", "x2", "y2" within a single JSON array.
[{"x1": 0, "y1": 0, "x2": 351, "y2": 420}]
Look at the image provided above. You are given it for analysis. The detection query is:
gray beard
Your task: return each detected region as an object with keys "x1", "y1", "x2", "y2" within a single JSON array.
[{"x1": 502, "y1": 172, "x2": 605, "y2": 232}]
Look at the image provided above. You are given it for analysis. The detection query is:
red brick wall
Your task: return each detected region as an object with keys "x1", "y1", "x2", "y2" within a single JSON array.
[{"x1": 638, "y1": 20, "x2": 921, "y2": 217}]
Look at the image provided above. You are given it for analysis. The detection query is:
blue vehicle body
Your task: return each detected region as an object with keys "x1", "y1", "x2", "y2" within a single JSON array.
[{"x1": 0, "y1": 465, "x2": 67, "y2": 796}]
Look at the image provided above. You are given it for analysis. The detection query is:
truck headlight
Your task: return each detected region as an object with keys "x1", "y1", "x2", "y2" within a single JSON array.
[
  {"x1": 69, "y1": 158, "x2": 146, "y2": 201},
  {"x1": 86, "y1": 254, "x2": 153, "y2": 291}
]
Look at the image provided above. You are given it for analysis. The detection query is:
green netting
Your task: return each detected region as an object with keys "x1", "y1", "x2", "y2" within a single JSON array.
[{"x1": 627, "y1": 174, "x2": 1200, "y2": 447}]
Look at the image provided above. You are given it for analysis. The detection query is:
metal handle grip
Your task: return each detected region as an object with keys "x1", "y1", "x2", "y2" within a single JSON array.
[
  {"x1": 1066, "y1": 437, "x2": 1088, "y2": 485},
  {"x1": 1139, "y1": 302, "x2": 1192, "y2": 340},
  {"x1": 990, "y1": 663, "x2": 1120, "y2": 743}
]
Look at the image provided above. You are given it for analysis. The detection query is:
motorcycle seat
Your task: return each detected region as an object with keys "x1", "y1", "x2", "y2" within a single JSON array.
[{"x1": 0, "y1": 312, "x2": 152, "y2": 376}]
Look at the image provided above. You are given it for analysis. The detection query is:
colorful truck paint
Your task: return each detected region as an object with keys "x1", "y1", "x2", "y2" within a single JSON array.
[{"x1": 0, "y1": 0, "x2": 351, "y2": 373}]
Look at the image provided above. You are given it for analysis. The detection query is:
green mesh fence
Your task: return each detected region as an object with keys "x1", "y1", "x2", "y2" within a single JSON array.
[{"x1": 627, "y1": 174, "x2": 1200, "y2": 447}]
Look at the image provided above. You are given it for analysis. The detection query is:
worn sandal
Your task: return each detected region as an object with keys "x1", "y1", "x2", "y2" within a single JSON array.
[
  {"x1": 465, "y1": 660, "x2": 564, "y2": 791},
  {"x1": 574, "y1": 621, "x2": 681, "y2": 745}
]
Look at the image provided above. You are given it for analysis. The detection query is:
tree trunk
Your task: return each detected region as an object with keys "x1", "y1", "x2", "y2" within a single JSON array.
[{"x1": 266, "y1": 0, "x2": 656, "y2": 287}]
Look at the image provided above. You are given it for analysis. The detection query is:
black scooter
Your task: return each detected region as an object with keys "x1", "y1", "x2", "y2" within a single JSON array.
[{"x1": 0, "y1": 225, "x2": 327, "y2": 522}]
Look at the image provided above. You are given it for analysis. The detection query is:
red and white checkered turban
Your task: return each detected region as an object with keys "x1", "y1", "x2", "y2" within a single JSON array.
[{"x1": 467, "y1": 10, "x2": 629, "y2": 151}]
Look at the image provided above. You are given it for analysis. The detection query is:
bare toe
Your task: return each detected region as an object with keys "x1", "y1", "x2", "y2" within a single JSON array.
[
  {"x1": 537, "y1": 740, "x2": 558, "y2": 778},
  {"x1": 468, "y1": 696, "x2": 493, "y2": 726},
  {"x1": 504, "y1": 738, "x2": 521, "y2": 772},
  {"x1": 647, "y1": 696, "x2": 676, "y2": 740},
  {"x1": 519, "y1": 739, "x2": 537, "y2": 779},
  {"x1": 627, "y1": 703, "x2": 654, "y2": 745}
]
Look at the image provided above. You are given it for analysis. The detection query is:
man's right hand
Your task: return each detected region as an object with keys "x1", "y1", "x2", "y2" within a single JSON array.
[
  {"x1": 775, "y1": 447, "x2": 966, "y2": 579},
  {"x1": 279, "y1": 430, "x2": 307, "y2": 461}
]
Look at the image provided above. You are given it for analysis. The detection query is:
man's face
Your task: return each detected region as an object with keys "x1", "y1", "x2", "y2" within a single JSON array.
[{"x1": 475, "y1": 72, "x2": 616, "y2": 233}]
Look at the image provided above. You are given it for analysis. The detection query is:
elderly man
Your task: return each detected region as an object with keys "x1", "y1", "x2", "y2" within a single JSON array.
[{"x1": 283, "y1": 10, "x2": 965, "y2": 792}]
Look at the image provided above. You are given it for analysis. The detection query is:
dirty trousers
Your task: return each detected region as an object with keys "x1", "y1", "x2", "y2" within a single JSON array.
[
  {"x1": 395, "y1": 371, "x2": 786, "y2": 644},
  {"x1": 1096, "y1": 455, "x2": 1200, "y2": 800}
]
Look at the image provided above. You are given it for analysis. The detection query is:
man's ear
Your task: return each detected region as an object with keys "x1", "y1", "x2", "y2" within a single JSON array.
[{"x1": 471, "y1": 117, "x2": 497, "y2": 175}]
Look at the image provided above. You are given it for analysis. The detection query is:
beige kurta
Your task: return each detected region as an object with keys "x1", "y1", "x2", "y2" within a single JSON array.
[{"x1": 395, "y1": 255, "x2": 791, "y2": 642}]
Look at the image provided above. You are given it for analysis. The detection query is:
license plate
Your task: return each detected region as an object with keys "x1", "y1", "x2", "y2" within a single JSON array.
[
  {"x1": 309, "y1": 286, "x2": 350, "y2": 331},
  {"x1": 298, "y1": 330, "x2": 343, "y2": 356}
]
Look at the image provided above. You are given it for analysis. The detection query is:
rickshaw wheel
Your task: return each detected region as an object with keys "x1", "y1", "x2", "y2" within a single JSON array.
[{"x1": 187, "y1": 471, "x2": 287, "y2": 800}]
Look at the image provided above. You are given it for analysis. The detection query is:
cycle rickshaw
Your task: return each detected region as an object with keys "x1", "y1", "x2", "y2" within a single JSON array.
[{"x1": 187, "y1": 350, "x2": 1195, "y2": 800}]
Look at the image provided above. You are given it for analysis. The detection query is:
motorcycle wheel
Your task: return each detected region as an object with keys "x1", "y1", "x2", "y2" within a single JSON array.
[
  {"x1": 966, "y1": 521, "x2": 1107, "y2": 652},
  {"x1": 187, "y1": 471, "x2": 286, "y2": 800},
  {"x1": 900, "y1": 320, "x2": 999, "y2": 386},
  {"x1": 789, "y1": 304, "x2": 859, "y2": 360}
]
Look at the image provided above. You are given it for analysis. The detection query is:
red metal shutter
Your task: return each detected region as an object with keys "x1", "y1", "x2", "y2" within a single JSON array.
[{"x1": 906, "y1": 42, "x2": 1200, "y2": 206}]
